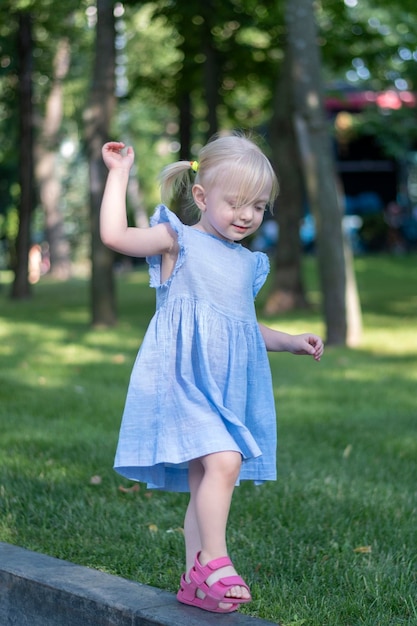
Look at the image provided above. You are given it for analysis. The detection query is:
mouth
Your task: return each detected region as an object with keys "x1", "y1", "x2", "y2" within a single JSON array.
[{"x1": 232, "y1": 224, "x2": 250, "y2": 233}]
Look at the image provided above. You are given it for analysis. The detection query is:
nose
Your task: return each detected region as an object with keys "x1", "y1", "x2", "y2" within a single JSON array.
[{"x1": 237, "y1": 204, "x2": 253, "y2": 221}]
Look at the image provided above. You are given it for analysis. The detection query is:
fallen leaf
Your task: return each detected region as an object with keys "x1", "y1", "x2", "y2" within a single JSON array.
[
  {"x1": 118, "y1": 484, "x2": 140, "y2": 493},
  {"x1": 90, "y1": 475, "x2": 102, "y2": 485},
  {"x1": 166, "y1": 527, "x2": 184, "y2": 535},
  {"x1": 343, "y1": 444, "x2": 353, "y2": 459},
  {"x1": 148, "y1": 524, "x2": 158, "y2": 533},
  {"x1": 353, "y1": 545, "x2": 372, "y2": 553}
]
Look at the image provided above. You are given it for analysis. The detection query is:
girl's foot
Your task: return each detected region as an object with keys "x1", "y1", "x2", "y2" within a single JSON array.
[
  {"x1": 177, "y1": 551, "x2": 251, "y2": 613},
  {"x1": 197, "y1": 551, "x2": 250, "y2": 606}
]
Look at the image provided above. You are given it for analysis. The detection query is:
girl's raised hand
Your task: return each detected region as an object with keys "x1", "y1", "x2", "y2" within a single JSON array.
[{"x1": 102, "y1": 141, "x2": 134, "y2": 171}]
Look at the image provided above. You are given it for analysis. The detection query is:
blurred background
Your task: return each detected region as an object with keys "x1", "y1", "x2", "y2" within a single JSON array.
[{"x1": 1, "y1": 0, "x2": 417, "y2": 343}]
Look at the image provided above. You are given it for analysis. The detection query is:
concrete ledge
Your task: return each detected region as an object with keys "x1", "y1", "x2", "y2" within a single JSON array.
[{"x1": 0, "y1": 543, "x2": 276, "y2": 626}]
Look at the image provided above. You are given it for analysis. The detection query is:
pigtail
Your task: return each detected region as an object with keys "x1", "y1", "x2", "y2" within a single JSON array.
[{"x1": 159, "y1": 161, "x2": 194, "y2": 206}]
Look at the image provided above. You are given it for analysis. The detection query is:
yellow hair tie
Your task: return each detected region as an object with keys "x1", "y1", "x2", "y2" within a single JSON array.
[{"x1": 190, "y1": 160, "x2": 199, "y2": 172}]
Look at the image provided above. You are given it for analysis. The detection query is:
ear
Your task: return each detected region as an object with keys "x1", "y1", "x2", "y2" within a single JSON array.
[{"x1": 192, "y1": 184, "x2": 206, "y2": 211}]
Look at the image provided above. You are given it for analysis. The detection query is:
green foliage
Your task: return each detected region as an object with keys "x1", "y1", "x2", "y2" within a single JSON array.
[
  {"x1": 321, "y1": 0, "x2": 417, "y2": 90},
  {"x1": 151, "y1": 0, "x2": 284, "y2": 126},
  {"x1": 0, "y1": 0, "x2": 95, "y2": 257},
  {"x1": 1, "y1": 254, "x2": 417, "y2": 624},
  {"x1": 359, "y1": 107, "x2": 417, "y2": 160},
  {"x1": 0, "y1": 7, "x2": 20, "y2": 222},
  {"x1": 1, "y1": 0, "x2": 417, "y2": 264}
]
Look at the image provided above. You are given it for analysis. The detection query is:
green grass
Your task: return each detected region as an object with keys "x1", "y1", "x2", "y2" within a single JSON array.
[{"x1": 1, "y1": 255, "x2": 416, "y2": 625}]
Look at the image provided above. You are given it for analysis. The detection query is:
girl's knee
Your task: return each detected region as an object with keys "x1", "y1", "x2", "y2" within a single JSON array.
[{"x1": 204, "y1": 451, "x2": 242, "y2": 483}]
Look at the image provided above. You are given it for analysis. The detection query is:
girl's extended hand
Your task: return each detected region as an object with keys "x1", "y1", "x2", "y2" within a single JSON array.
[
  {"x1": 290, "y1": 333, "x2": 324, "y2": 361},
  {"x1": 102, "y1": 141, "x2": 134, "y2": 171}
]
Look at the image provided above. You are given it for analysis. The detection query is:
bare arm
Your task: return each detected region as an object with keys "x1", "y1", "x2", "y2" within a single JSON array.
[
  {"x1": 100, "y1": 142, "x2": 177, "y2": 258},
  {"x1": 259, "y1": 322, "x2": 324, "y2": 361}
]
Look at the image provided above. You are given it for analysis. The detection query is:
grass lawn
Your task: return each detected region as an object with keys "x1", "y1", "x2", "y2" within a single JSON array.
[{"x1": 0, "y1": 254, "x2": 416, "y2": 625}]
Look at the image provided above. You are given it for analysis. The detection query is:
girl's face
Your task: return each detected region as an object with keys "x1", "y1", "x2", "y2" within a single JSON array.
[{"x1": 192, "y1": 183, "x2": 271, "y2": 243}]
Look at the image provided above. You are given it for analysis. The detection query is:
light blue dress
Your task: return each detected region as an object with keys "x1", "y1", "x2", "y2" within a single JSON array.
[{"x1": 114, "y1": 205, "x2": 277, "y2": 492}]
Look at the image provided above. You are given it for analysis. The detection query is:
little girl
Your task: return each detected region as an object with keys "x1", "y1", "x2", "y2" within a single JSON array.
[{"x1": 100, "y1": 133, "x2": 324, "y2": 614}]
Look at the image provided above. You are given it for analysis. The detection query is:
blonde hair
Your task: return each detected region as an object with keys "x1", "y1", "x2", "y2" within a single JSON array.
[{"x1": 159, "y1": 132, "x2": 279, "y2": 213}]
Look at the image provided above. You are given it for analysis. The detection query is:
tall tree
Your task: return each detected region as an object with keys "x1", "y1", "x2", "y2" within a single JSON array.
[
  {"x1": 84, "y1": 0, "x2": 117, "y2": 326},
  {"x1": 200, "y1": 0, "x2": 220, "y2": 140},
  {"x1": 36, "y1": 37, "x2": 72, "y2": 280},
  {"x1": 286, "y1": 0, "x2": 347, "y2": 345},
  {"x1": 266, "y1": 37, "x2": 308, "y2": 314},
  {"x1": 11, "y1": 12, "x2": 34, "y2": 300}
]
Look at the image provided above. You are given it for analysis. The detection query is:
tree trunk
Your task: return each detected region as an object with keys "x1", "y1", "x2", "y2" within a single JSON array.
[
  {"x1": 127, "y1": 169, "x2": 148, "y2": 229},
  {"x1": 11, "y1": 12, "x2": 34, "y2": 300},
  {"x1": 84, "y1": 0, "x2": 117, "y2": 327},
  {"x1": 266, "y1": 42, "x2": 309, "y2": 315},
  {"x1": 36, "y1": 37, "x2": 72, "y2": 280},
  {"x1": 179, "y1": 90, "x2": 192, "y2": 163},
  {"x1": 344, "y1": 231, "x2": 362, "y2": 347},
  {"x1": 286, "y1": 0, "x2": 347, "y2": 345},
  {"x1": 175, "y1": 3, "x2": 219, "y2": 224},
  {"x1": 174, "y1": 11, "x2": 193, "y2": 224},
  {"x1": 176, "y1": 91, "x2": 194, "y2": 224},
  {"x1": 201, "y1": 0, "x2": 219, "y2": 140}
]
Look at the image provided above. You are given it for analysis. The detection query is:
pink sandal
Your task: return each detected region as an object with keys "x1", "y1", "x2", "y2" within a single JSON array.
[{"x1": 177, "y1": 551, "x2": 251, "y2": 613}]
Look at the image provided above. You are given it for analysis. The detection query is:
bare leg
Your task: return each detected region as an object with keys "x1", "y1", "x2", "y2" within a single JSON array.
[
  {"x1": 183, "y1": 459, "x2": 203, "y2": 573},
  {"x1": 183, "y1": 451, "x2": 250, "y2": 608}
]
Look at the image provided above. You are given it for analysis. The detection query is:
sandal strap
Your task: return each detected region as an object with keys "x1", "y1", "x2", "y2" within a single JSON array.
[
  {"x1": 214, "y1": 574, "x2": 249, "y2": 590},
  {"x1": 191, "y1": 551, "x2": 233, "y2": 585},
  {"x1": 193, "y1": 576, "x2": 250, "y2": 609},
  {"x1": 177, "y1": 577, "x2": 240, "y2": 613}
]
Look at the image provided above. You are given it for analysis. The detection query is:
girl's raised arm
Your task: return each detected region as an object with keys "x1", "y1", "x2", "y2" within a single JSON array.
[{"x1": 100, "y1": 142, "x2": 177, "y2": 258}]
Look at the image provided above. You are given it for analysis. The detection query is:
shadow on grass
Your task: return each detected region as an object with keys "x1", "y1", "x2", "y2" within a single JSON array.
[{"x1": 1, "y1": 262, "x2": 417, "y2": 624}]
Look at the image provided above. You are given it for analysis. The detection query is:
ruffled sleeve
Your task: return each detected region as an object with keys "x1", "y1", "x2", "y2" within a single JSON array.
[
  {"x1": 147, "y1": 205, "x2": 186, "y2": 288},
  {"x1": 252, "y1": 251, "x2": 270, "y2": 298}
]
